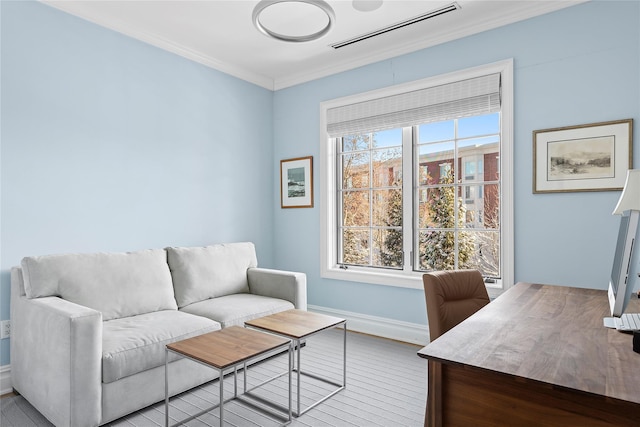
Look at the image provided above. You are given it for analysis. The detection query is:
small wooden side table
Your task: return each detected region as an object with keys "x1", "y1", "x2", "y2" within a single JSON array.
[
  {"x1": 245, "y1": 309, "x2": 346, "y2": 416},
  {"x1": 165, "y1": 325, "x2": 292, "y2": 426}
]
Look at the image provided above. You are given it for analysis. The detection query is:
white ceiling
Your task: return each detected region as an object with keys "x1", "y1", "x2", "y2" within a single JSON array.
[{"x1": 42, "y1": 0, "x2": 586, "y2": 90}]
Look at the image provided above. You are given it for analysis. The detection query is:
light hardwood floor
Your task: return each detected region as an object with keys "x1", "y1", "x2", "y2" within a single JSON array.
[{"x1": 1, "y1": 328, "x2": 426, "y2": 426}]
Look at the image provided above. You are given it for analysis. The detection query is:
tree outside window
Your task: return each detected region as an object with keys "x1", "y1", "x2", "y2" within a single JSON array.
[{"x1": 338, "y1": 114, "x2": 501, "y2": 278}]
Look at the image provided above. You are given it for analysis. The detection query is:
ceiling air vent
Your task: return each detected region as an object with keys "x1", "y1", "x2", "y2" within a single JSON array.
[{"x1": 331, "y1": 2, "x2": 461, "y2": 49}]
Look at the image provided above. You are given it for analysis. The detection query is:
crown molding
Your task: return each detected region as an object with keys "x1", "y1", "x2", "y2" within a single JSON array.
[
  {"x1": 272, "y1": 1, "x2": 588, "y2": 90},
  {"x1": 41, "y1": 0, "x2": 587, "y2": 92},
  {"x1": 41, "y1": 1, "x2": 276, "y2": 90}
]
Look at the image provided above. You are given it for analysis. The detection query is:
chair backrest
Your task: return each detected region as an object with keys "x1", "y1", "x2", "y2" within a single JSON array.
[{"x1": 423, "y1": 269, "x2": 490, "y2": 341}]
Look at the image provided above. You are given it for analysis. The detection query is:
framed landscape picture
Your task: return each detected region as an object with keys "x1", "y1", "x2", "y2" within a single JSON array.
[
  {"x1": 533, "y1": 119, "x2": 633, "y2": 193},
  {"x1": 280, "y1": 156, "x2": 313, "y2": 208}
]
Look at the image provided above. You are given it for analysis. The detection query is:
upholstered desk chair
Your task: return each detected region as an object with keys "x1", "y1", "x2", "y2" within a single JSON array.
[{"x1": 423, "y1": 269, "x2": 490, "y2": 342}]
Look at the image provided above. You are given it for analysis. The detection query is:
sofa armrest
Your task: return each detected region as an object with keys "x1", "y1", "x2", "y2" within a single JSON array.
[
  {"x1": 11, "y1": 267, "x2": 102, "y2": 427},
  {"x1": 247, "y1": 268, "x2": 307, "y2": 311}
]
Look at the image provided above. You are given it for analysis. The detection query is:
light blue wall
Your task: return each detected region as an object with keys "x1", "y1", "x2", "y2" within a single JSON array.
[
  {"x1": 273, "y1": 1, "x2": 640, "y2": 324},
  {"x1": 0, "y1": 2, "x2": 274, "y2": 365},
  {"x1": 1, "y1": 1, "x2": 639, "y2": 367}
]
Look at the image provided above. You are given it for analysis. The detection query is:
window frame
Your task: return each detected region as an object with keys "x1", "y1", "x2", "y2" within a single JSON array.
[{"x1": 319, "y1": 59, "x2": 514, "y2": 298}]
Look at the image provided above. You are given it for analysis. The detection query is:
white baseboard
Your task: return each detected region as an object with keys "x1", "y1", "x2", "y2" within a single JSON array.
[
  {"x1": 308, "y1": 305, "x2": 429, "y2": 346},
  {"x1": 0, "y1": 364, "x2": 12, "y2": 396}
]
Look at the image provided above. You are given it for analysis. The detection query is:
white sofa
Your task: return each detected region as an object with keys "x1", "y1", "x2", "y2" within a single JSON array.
[{"x1": 10, "y1": 242, "x2": 306, "y2": 427}]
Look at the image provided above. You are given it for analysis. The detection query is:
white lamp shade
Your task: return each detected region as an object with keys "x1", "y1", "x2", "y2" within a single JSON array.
[{"x1": 613, "y1": 169, "x2": 640, "y2": 214}]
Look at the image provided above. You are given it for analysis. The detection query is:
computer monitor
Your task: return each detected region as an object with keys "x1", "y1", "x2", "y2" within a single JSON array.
[{"x1": 607, "y1": 209, "x2": 640, "y2": 317}]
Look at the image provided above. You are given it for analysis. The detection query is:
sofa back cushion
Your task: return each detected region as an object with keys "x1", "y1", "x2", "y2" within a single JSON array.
[
  {"x1": 21, "y1": 249, "x2": 177, "y2": 320},
  {"x1": 166, "y1": 242, "x2": 257, "y2": 308}
]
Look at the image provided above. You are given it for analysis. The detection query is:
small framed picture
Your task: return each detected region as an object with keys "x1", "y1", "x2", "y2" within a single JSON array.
[
  {"x1": 533, "y1": 119, "x2": 633, "y2": 193},
  {"x1": 280, "y1": 156, "x2": 313, "y2": 208}
]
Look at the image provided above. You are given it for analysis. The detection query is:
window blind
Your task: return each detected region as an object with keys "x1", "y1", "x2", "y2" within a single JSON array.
[{"x1": 327, "y1": 73, "x2": 501, "y2": 137}]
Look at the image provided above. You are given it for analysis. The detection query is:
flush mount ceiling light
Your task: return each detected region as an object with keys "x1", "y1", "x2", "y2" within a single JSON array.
[{"x1": 252, "y1": 0, "x2": 336, "y2": 42}]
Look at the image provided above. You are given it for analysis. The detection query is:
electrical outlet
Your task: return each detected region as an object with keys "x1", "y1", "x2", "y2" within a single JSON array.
[{"x1": 1, "y1": 320, "x2": 10, "y2": 339}]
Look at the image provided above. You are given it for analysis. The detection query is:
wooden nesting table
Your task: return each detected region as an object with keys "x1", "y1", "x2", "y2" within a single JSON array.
[
  {"x1": 245, "y1": 309, "x2": 347, "y2": 417},
  {"x1": 165, "y1": 325, "x2": 292, "y2": 427}
]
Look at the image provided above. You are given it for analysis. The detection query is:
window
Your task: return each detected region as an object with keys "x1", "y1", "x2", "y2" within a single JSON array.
[
  {"x1": 415, "y1": 115, "x2": 500, "y2": 275},
  {"x1": 320, "y1": 60, "x2": 513, "y2": 296},
  {"x1": 339, "y1": 128, "x2": 403, "y2": 269}
]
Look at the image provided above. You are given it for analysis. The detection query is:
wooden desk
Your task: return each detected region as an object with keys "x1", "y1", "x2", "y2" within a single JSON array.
[{"x1": 418, "y1": 282, "x2": 640, "y2": 427}]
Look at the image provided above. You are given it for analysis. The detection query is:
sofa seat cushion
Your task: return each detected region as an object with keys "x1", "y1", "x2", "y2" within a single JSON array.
[
  {"x1": 166, "y1": 242, "x2": 258, "y2": 308},
  {"x1": 102, "y1": 310, "x2": 220, "y2": 384},
  {"x1": 179, "y1": 294, "x2": 294, "y2": 328}
]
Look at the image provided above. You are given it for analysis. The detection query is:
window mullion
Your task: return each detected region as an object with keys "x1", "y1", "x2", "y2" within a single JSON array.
[
  {"x1": 402, "y1": 127, "x2": 414, "y2": 272},
  {"x1": 369, "y1": 133, "x2": 374, "y2": 266},
  {"x1": 336, "y1": 137, "x2": 344, "y2": 265},
  {"x1": 453, "y1": 119, "x2": 459, "y2": 270}
]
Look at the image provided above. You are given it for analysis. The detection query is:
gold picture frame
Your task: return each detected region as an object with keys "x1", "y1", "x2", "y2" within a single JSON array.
[
  {"x1": 280, "y1": 156, "x2": 313, "y2": 208},
  {"x1": 533, "y1": 119, "x2": 633, "y2": 193}
]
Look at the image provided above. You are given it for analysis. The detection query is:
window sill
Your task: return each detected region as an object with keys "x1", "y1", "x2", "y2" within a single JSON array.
[
  {"x1": 322, "y1": 266, "x2": 424, "y2": 289},
  {"x1": 321, "y1": 265, "x2": 505, "y2": 297}
]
